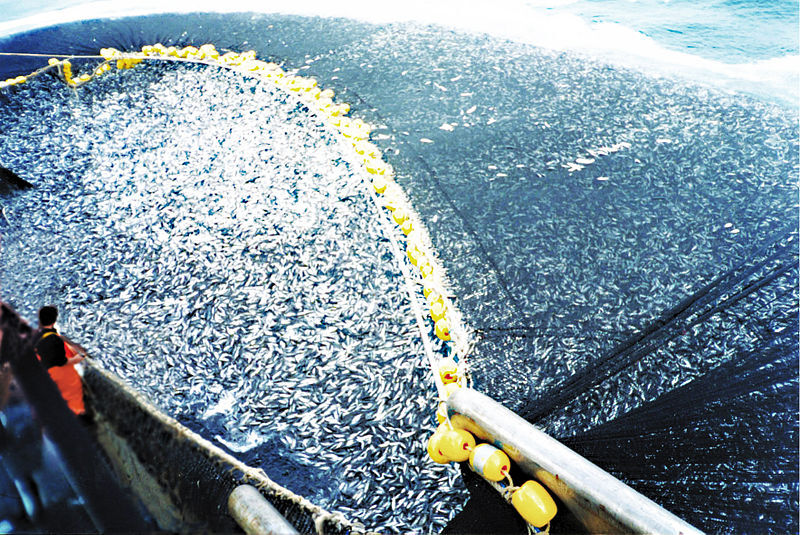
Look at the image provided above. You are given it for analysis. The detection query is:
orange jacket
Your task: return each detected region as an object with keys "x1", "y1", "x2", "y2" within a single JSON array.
[{"x1": 37, "y1": 332, "x2": 85, "y2": 416}]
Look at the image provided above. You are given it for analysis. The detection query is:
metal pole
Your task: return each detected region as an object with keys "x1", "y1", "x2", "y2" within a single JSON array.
[
  {"x1": 447, "y1": 388, "x2": 704, "y2": 535},
  {"x1": 228, "y1": 485, "x2": 299, "y2": 535}
]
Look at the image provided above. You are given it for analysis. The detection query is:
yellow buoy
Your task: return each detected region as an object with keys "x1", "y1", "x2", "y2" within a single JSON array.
[
  {"x1": 354, "y1": 140, "x2": 379, "y2": 158},
  {"x1": 372, "y1": 175, "x2": 388, "y2": 194},
  {"x1": 414, "y1": 249, "x2": 428, "y2": 267},
  {"x1": 220, "y1": 51, "x2": 241, "y2": 65},
  {"x1": 364, "y1": 158, "x2": 386, "y2": 175},
  {"x1": 198, "y1": 44, "x2": 219, "y2": 59},
  {"x1": 62, "y1": 61, "x2": 73, "y2": 84},
  {"x1": 407, "y1": 246, "x2": 421, "y2": 266},
  {"x1": 419, "y1": 261, "x2": 434, "y2": 279},
  {"x1": 469, "y1": 444, "x2": 510, "y2": 482},
  {"x1": 329, "y1": 103, "x2": 350, "y2": 116},
  {"x1": 427, "y1": 290, "x2": 444, "y2": 308},
  {"x1": 438, "y1": 429, "x2": 475, "y2": 462},
  {"x1": 401, "y1": 219, "x2": 414, "y2": 235},
  {"x1": 511, "y1": 481, "x2": 557, "y2": 528},
  {"x1": 100, "y1": 47, "x2": 120, "y2": 59},
  {"x1": 430, "y1": 300, "x2": 447, "y2": 322},
  {"x1": 426, "y1": 433, "x2": 450, "y2": 464},
  {"x1": 392, "y1": 207, "x2": 408, "y2": 225},
  {"x1": 342, "y1": 120, "x2": 370, "y2": 141},
  {"x1": 438, "y1": 358, "x2": 458, "y2": 384},
  {"x1": 180, "y1": 46, "x2": 198, "y2": 58},
  {"x1": 435, "y1": 318, "x2": 451, "y2": 341},
  {"x1": 422, "y1": 280, "x2": 436, "y2": 299}
]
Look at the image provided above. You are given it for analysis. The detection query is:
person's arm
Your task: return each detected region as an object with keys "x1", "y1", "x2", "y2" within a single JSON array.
[
  {"x1": 67, "y1": 354, "x2": 85, "y2": 365},
  {"x1": 61, "y1": 334, "x2": 88, "y2": 355},
  {"x1": 63, "y1": 339, "x2": 86, "y2": 365}
]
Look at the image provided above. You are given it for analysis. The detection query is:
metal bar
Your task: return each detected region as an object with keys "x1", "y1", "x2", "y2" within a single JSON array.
[
  {"x1": 447, "y1": 388, "x2": 704, "y2": 535},
  {"x1": 228, "y1": 485, "x2": 300, "y2": 535}
]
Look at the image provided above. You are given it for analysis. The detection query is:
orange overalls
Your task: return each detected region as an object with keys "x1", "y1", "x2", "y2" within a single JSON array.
[{"x1": 37, "y1": 332, "x2": 85, "y2": 415}]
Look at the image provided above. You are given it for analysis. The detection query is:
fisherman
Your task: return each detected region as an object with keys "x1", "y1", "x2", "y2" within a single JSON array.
[{"x1": 33, "y1": 306, "x2": 87, "y2": 418}]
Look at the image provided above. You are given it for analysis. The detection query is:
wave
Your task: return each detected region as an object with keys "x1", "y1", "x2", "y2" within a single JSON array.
[{"x1": 0, "y1": 0, "x2": 797, "y2": 106}]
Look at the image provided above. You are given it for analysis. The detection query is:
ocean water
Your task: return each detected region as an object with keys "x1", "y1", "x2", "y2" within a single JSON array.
[{"x1": 0, "y1": 0, "x2": 798, "y2": 106}]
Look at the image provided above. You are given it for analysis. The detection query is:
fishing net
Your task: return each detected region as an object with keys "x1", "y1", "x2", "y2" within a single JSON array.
[
  {"x1": 81, "y1": 364, "x2": 352, "y2": 535},
  {"x1": 1, "y1": 11, "x2": 798, "y2": 534},
  {"x1": 554, "y1": 233, "x2": 799, "y2": 533}
]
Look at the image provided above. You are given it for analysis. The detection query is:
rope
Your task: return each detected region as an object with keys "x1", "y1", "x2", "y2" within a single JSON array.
[
  {"x1": 0, "y1": 52, "x2": 103, "y2": 58},
  {"x1": 360, "y1": 164, "x2": 448, "y2": 398}
]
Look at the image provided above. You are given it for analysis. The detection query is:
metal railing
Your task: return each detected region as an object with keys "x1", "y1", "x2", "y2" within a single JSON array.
[{"x1": 447, "y1": 387, "x2": 704, "y2": 535}]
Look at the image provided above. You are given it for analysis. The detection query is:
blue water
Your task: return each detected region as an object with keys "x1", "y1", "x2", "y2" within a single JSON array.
[
  {"x1": 0, "y1": 0, "x2": 798, "y2": 105},
  {"x1": 546, "y1": 0, "x2": 799, "y2": 62}
]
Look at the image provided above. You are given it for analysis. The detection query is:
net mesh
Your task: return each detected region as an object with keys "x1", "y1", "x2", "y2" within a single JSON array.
[
  {"x1": 82, "y1": 364, "x2": 352, "y2": 534},
  {"x1": 532, "y1": 232, "x2": 799, "y2": 533}
]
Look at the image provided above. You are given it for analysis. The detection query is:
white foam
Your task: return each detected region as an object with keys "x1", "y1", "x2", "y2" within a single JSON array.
[
  {"x1": 214, "y1": 429, "x2": 266, "y2": 453},
  {"x1": 202, "y1": 389, "x2": 236, "y2": 419},
  {"x1": 0, "y1": 0, "x2": 797, "y2": 105}
]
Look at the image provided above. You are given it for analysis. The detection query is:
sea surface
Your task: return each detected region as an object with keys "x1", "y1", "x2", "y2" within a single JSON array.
[{"x1": 0, "y1": 0, "x2": 798, "y2": 105}]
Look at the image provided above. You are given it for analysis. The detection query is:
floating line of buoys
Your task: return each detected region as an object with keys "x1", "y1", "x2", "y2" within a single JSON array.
[
  {"x1": 1, "y1": 43, "x2": 469, "y2": 356},
  {"x1": 1, "y1": 42, "x2": 484, "y2": 528},
  {"x1": 427, "y1": 417, "x2": 558, "y2": 531}
]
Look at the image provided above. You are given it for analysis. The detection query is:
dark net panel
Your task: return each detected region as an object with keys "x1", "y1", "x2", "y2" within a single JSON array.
[
  {"x1": 561, "y1": 333, "x2": 798, "y2": 534},
  {"x1": 548, "y1": 233, "x2": 799, "y2": 534},
  {"x1": 521, "y1": 230, "x2": 798, "y2": 425},
  {"x1": 82, "y1": 365, "x2": 350, "y2": 535}
]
